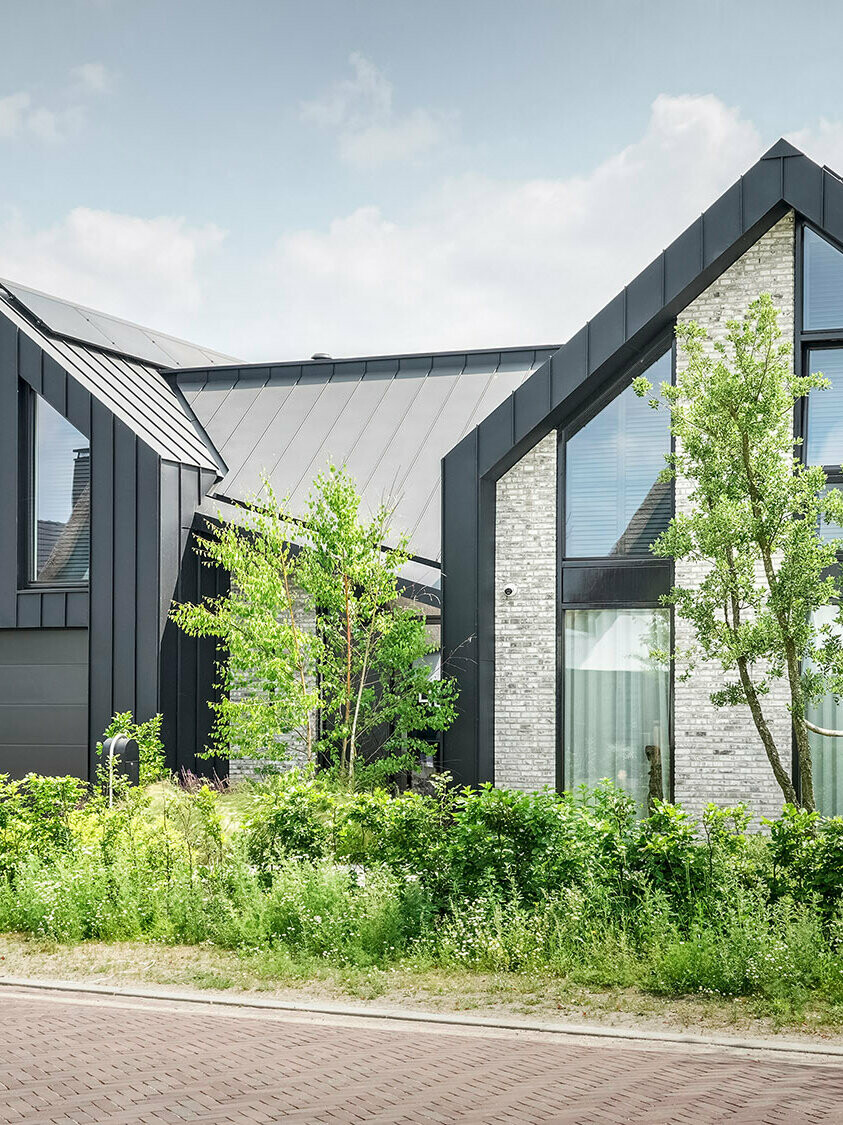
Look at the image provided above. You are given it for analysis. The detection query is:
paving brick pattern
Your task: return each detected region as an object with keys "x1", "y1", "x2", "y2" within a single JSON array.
[{"x1": 2, "y1": 991, "x2": 843, "y2": 1124}]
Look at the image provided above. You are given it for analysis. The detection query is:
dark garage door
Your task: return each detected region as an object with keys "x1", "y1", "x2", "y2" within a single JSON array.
[{"x1": 0, "y1": 629, "x2": 88, "y2": 780}]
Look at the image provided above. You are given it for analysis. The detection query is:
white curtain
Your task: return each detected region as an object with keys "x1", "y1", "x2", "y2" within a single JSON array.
[
  {"x1": 807, "y1": 605, "x2": 843, "y2": 815},
  {"x1": 564, "y1": 608, "x2": 670, "y2": 808}
]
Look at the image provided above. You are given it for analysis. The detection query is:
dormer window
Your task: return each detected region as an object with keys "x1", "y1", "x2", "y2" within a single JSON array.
[{"x1": 29, "y1": 395, "x2": 90, "y2": 585}]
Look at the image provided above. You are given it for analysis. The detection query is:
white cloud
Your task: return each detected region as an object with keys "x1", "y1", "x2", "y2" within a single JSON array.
[
  {"x1": 300, "y1": 52, "x2": 450, "y2": 166},
  {"x1": 0, "y1": 63, "x2": 114, "y2": 144},
  {"x1": 71, "y1": 62, "x2": 114, "y2": 95},
  {"x1": 234, "y1": 93, "x2": 762, "y2": 358},
  {"x1": 6, "y1": 94, "x2": 843, "y2": 366},
  {"x1": 0, "y1": 207, "x2": 225, "y2": 334}
]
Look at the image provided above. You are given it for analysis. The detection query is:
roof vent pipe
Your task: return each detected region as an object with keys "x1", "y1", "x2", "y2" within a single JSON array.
[{"x1": 311, "y1": 352, "x2": 331, "y2": 360}]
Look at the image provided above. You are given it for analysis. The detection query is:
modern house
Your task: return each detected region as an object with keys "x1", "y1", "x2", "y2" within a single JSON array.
[{"x1": 2, "y1": 138, "x2": 843, "y2": 818}]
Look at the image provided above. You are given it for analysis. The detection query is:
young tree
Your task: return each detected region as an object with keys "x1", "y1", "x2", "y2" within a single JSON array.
[
  {"x1": 297, "y1": 465, "x2": 457, "y2": 783},
  {"x1": 171, "y1": 489, "x2": 318, "y2": 767},
  {"x1": 172, "y1": 467, "x2": 457, "y2": 784},
  {"x1": 635, "y1": 294, "x2": 843, "y2": 811}
]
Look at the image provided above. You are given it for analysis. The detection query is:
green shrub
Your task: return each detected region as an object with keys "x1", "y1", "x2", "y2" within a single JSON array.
[{"x1": 3, "y1": 771, "x2": 843, "y2": 1007}]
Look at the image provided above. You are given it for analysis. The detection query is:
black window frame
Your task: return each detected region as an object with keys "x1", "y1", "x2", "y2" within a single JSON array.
[
  {"x1": 20, "y1": 384, "x2": 90, "y2": 591},
  {"x1": 796, "y1": 218, "x2": 843, "y2": 803},
  {"x1": 555, "y1": 330, "x2": 676, "y2": 800}
]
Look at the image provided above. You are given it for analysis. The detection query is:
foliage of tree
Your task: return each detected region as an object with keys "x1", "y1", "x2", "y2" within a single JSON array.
[
  {"x1": 634, "y1": 293, "x2": 843, "y2": 810},
  {"x1": 171, "y1": 466, "x2": 456, "y2": 784},
  {"x1": 171, "y1": 490, "x2": 318, "y2": 767}
]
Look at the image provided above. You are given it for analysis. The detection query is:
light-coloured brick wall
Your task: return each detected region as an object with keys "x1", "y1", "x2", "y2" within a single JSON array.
[
  {"x1": 673, "y1": 211, "x2": 795, "y2": 822},
  {"x1": 491, "y1": 212, "x2": 797, "y2": 818},
  {"x1": 494, "y1": 433, "x2": 557, "y2": 789}
]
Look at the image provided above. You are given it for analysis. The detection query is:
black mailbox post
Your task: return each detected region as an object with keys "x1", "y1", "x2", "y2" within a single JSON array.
[{"x1": 102, "y1": 734, "x2": 140, "y2": 788}]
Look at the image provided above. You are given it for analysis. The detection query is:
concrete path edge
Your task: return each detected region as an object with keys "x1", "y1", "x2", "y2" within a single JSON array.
[{"x1": 2, "y1": 973, "x2": 843, "y2": 1058}]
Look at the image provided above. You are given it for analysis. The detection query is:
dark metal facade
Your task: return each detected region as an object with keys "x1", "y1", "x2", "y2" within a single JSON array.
[
  {"x1": 0, "y1": 304, "x2": 223, "y2": 780},
  {"x1": 441, "y1": 139, "x2": 843, "y2": 787}
]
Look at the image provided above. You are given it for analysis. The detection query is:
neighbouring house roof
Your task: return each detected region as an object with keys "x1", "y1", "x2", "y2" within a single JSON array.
[
  {"x1": 0, "y1": 282, "x2": 232, "y2": 472},
  {"x1": 174, "y1": 346, "x2": 557, "y2": 564}
]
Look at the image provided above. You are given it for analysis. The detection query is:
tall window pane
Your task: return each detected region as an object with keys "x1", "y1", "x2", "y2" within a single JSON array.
[
  {"x1": 565, "y1": 351, "x2": 671, "y2": 557},
  {"x1": 806, "y1": 606, "x2": 843, "y2": 816},
  {"x1": 804, "y1": 227, "x2": 843, "y2": 331},
  {"x1": 33, "y1": 397, "x2": 90, "y2": 584},
  {"x1": 564, "y1": 608, "x2": 670, "y2": 809},
  {"x1": 807, "y1": 348, "x2": 843, "y2": 467}
]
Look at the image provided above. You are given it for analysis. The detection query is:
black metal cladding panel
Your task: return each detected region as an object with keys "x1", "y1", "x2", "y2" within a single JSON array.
[
  {"x1": 477, "y1": 396, "x2": 514, "y2": 478},
  {"x1": 0, "y1": 318, "x2": 18, "y2": 628},
  {"x1": 441, "y1": 430, "x2": 480, "y2": 785},
  {"x1": 703, "y1": 182, "x2": 743, "y2": 268},
  {"x1": 547, "y1": 320, "x2": 583, "y2": 403},
  {"x1": 784, "y1": 155, "x2": 824, "y2": 226},
  {"x1": 42, "y1": 355, "x2": 66, "y2": 414},
  {"x1": 741, "y1": 158, "x2": 783, "y2": 230},
  {"x1": 66, "y1": 374, "x2": 91, "y2": 438},
  {"x1": 0, "y1": 627, "x2": 88, "y2": 781},
  {"x1": 512, "y1": 360, "x2": 550, "y2": 444},
  {"x1": 664, "y1": 217, "x2": 704, "y2": 306},
  {"x1": 588, "y1": 292, "x2": 626, "y2": 371},
  {"x1": 624, "y1": 257, "x2": 665, "y2": 342},
  {"x1": 823, "y1": 170, "x2": 843, "y2": 247}
]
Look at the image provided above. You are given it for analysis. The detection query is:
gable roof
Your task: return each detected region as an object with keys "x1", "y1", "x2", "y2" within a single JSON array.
[
  {"x1": 440, "y1": 137, "x2": 843, "y2": 787},
  {"x1": 175, "y1": 346, "x2": 556, "y2": 563},
  {"x1": 450, "y1": 138, "x2": 840, "y2": 485},
  {"x1": 0, "y1": 283, "x2": 229, "y2": 473}
]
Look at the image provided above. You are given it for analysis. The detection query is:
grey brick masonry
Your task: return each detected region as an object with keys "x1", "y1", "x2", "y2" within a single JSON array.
[
  {"x1": 494, "y1": 433, "x2": 557, "y2": 790},
  {"x1": 673, "y1": 212, "x2": 795, "y2": 822}
]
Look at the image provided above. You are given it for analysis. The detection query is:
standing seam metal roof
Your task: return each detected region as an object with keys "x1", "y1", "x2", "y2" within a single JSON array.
[
  {"x1": 177, "y1": 347, "x2": 557, "y2": 562},
  {"x1": 0, "y1": 292, "x2": 224, "y2": 472}
]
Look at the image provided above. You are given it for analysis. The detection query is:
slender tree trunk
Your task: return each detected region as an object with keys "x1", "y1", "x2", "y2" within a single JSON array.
[
  {"x1": 740, "y1": 438, "x2": 809, "y2": 808},
  {"x1": 349, "y1": 620, "x2": 376, "y2": 781},
  {"x1": 724, "y1": 538, "x2": 798, "y2": 806},
  {"x1": 342, "y1": 572, "x2": 353, "y2": 776},
  {"x1": 736, "y1": 655, "x2": 798, "y2": 806}
]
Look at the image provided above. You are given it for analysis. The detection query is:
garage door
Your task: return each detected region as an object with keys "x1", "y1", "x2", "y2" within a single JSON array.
[{"x1": 0, "y1": 629, "x2": 88, "y2": 780}]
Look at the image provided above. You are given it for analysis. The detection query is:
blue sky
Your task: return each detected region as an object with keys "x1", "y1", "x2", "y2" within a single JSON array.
[{"x1": 2, "y1": 0, "x2": 843, "y2": 360}]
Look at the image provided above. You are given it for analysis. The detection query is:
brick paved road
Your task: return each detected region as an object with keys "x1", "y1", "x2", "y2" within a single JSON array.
[{"x1": 2, "y1": 989, "x2": 843, "y2": 1124}]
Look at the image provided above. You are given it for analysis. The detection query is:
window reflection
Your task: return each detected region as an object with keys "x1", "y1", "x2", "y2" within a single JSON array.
[
  {"x1": 565, "y1": 351, "x2": 672, "y2": 557},
  {"x1": 33, "y1": 397, "x2": 90, "y2": 584},
  {"x1": 804, "y1": 227, "x2": 843, "y2": 331}
]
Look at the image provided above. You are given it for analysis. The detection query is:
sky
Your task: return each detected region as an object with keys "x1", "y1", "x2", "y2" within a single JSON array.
[{"x1": 2, "y1": 0, "x2": 843, "y2": 362}]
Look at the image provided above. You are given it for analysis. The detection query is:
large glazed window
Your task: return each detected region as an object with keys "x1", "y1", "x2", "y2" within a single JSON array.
[
  {"x1": 563, "y1": 608, "x2": 670, "y2": 809},
  {"x1": 803, "y1": 227, "x2": 843, "y2": 331},
  {"x1": 564, "y1": 350, "x2": 672, "y2": 557},
  {"x1": 31, "y1": 396, "x2": 90, "y2": 585},
  {"x1": 806, "y1": 348, "x2": 843, "y2": 468}
]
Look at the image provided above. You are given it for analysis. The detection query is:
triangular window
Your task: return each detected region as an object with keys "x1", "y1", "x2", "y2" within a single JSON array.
[
  {"x1": 803, "y1": 227, "x2": 843, "y2": 330},
  {"x1": 564, "y1": 350, "x2": 672, "y2": 558}
]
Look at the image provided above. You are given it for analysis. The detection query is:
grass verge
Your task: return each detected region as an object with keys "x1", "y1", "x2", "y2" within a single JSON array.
[{"x1": 2, "y1": 932, "x2": 843, "y2": 1042}]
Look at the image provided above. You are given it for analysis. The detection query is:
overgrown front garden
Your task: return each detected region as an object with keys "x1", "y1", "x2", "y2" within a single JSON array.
[{"x1": 4, "y1": 770, "x2": 843, "y2": 1033}]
